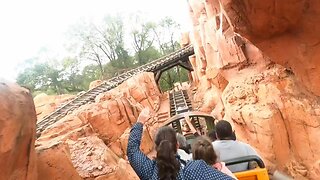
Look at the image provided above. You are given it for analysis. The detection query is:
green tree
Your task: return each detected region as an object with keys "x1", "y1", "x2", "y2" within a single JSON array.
[
  {"x1": 16, "y1": 58, "x2": 87, "y2": 95},
  {"x1": 80, "y1": 35, "x2": 105, "y2": 78},
  {"x1": 16, "y1": 60, "x2": 64, "y2": 94},
  {"x1": 152, "y1": 16, "x2": 181, "y2": 55},
  {"x1": 130, "y1": 15, "x2": 156, "y2": 65},
  {"x1": 60, "y1": 57, "x2": 86, "y2": 92},
  {"x1": 81, "y1": 64, "x2": 101, "y2": 89},
  {"x1": 95, "y1": 15, "x2": 131, "y2": 66},
  {"x1": 71, "y1": 15, "x2": 132, "y2": 79},
  {"x1": 17, "y1": 14, "x2": 188, "y2": 95},
  {"x1": 151, "y1": 17, "x2": 189, "y2": 91}
]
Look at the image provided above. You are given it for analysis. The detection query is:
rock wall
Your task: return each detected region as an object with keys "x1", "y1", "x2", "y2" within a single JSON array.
[
  {"x1": 37, "y1": 144, "x2": 82, "y2": 180},
  {"x1": 34, "y1": 93, "x2": 75, "y2": 121},
  {"x1": 36, "y1": 72, "x2": 162, "y2": 179},
  {"x1": 187, "y1": 0, "x2": 320, "y2": 179},
  {"x1": 227, "y1": 0, "x2": 320, "y2": 96},
  {"x1": 0, "y1": 81, "x2": 37, "y2": 180}
]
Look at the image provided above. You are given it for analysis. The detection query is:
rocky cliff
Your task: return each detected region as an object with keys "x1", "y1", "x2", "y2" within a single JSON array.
[
  {"x1": 7, "y1": 1, "x2": 320, "y2": 179},
  {"x1": 34, "y1": 93, "x2": 75, "y2": 121},
  {"x1": 35, "y1": 72, "x2": 168, "y2": 179},
  {"x1": 0, "y1": 81, "x2": 37, "y2": 180},
  {"x1": 187, "y1": 0, "x2": 320, "y2": 179}
]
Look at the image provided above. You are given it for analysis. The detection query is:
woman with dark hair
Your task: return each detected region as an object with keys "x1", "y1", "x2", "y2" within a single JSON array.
[
  {"x1": 192, "y1": 136, "x2": 237, "y2": 179},
  {"x1": 127, "y1": 108, "x2": 234, "y2": 180},
  {"x1": 155, "y1": 126, "x2": 181, "y2": 179}
]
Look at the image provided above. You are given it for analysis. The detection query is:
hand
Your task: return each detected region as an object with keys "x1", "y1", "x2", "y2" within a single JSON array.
[
  {"x1": 185, "y1": 117, "x2": 200, "y2": 135},
  {"x1": 137, "y1": 107, "x2": 153, "y2": 124}
]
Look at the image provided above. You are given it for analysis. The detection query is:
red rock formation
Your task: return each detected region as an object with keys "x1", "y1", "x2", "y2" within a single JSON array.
[
  {"x1": 36, "y1": 72, "x2": 162, "y2": 179},
  {"x1": 66, "y1": 136, "x2": 135, "y2": 179},
  {"x1": 119, "y1": 127, "x2": 154, "y2": 156},
  {"x1": 0, "y1": 81, "x2": 37, "y2": 180},
  {"x1": 33, "y1": 2, "x2": 320, "y2": 179},
  {"x1": 37, "y1": 144, "x2": 82, "y2": 180},
  {"x1": 187, "y1": 0, "x2": 320, "y2": 179},
  {"x1": 34, "y1": 93, "x2": 75, "y2": 121},
  {"x1": 222, "y1": 0, "x2": 320, "y2": 96},
  {"x1": 222, "y1": 67, "x2": 320, "y2": 179}
]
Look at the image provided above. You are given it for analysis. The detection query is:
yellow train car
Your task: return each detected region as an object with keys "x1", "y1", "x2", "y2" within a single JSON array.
[{"x1": 225, "y1": 155, "x2": 270, "y2": 180}]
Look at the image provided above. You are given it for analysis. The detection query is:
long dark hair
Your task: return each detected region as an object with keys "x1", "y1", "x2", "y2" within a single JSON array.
[
  {"x1": 155, "y1": 126, "x2": 180, "y2": 180},
  {"x1": 192, "y1": 136, "x2": 218, "y2": 165}
]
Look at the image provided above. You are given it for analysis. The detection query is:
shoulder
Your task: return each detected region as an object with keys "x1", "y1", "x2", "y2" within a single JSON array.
[
  {"x1": 184, "y1": 160, "x2": 233, "y2": 179},
  {"x1": 212, "y1": 140, "x2": 233, "y2": 148},
  {"x1": 212, "y1": 140, "x2": 221, "y2": 147},
  {"x1": 237, "y1": 141, "x2": 258, "y2": 155},
  {"x1": 238, "y1": 141, "x2": 254, "y2": 149}
]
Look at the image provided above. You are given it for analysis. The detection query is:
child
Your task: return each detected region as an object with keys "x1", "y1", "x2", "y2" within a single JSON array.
[{"x1": 192, "y1": 136, "x2": 237, "y2": 179}]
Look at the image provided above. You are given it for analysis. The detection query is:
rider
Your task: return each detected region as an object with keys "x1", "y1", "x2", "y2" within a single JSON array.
[
  {"x1": 192, "y1": 136, "x2": 237, "y2": 179},
  {"x1": 127, "y1": 108, "x2": 234, "y2": 180},
  {"x1": 176, "y1": 133, "x2": 192, "y2": 161},
  {"x1": 212, "y1": 120, "x2": 260, "y2": 172}
]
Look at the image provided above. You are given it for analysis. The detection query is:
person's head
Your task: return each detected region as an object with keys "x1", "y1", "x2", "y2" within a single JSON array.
[
  {"x1": 176, "y1": 133, "x2": 190, "y2": 153},
  {"x1": 215, "y1": 120, "x2": 233, "y2": 140},
  {"x1": 155, "y1": 126, "x2": 180, "y2": 180},
  {"x1": 208, "y1": 130, "x2": 217, "y2": 142},
  {"x1": 231, "y1": 130, "x2": 237, "y2": 140},
  {"x1": 192, "y1": 136, "x2": 218, "y2": 165}
]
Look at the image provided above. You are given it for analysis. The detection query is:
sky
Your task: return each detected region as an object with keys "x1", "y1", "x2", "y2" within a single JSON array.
[{"x1": 0, "y1": 0, "x2": 192, "y2": 82}]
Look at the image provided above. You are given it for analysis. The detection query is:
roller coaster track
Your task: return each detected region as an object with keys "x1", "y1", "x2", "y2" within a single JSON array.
[
  {"x1": 169, "y1": 90, "x2": 192, "y2": 116},
  {"x1": 168, "y1": 89, "x2": 202, "y2": 133},
  {"x1": 169, "y1": 89, "x2": 193, "y2": 132},
  {"x1": 36, "y1": 45, "x2": 194, "y2": 137}
]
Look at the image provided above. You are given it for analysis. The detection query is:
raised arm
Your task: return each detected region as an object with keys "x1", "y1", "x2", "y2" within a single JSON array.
[
  {"x1": 127, "y1": 109, "x2": 155, "y2": 180},
  {"x1": 185, "y1": 116, "x2": 200, "y2": 136}
]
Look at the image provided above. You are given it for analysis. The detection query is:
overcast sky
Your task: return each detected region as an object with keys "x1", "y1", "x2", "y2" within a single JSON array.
[{"x1": 0, "y1": 0, "x2": 191, "y2": 82}]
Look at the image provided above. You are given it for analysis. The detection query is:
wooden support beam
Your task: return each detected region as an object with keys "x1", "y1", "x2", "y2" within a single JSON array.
[
  {"x1": 155, "y1": 71, "x2": 162, "y2": 84},
  {"x1": 179, "y1": 58, "x2": 193, "y2": 71}
]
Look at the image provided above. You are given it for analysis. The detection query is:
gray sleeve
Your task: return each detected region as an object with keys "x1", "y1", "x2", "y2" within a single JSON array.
[{"x1": 244, "y1": 143, "x2": 260, "y2": 157}]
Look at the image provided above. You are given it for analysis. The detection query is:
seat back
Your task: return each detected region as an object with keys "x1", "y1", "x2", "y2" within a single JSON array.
[
  {"x1": 225, "y1": 155, "x2": 270, "y2": 180},
  {"x1": 234, "y1": 168, "x2": 269, "y2": 180}
]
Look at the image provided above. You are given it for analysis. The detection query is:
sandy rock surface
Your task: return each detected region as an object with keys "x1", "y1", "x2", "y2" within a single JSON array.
[
  {"x1": 35, "y1": 72, "x2": 164, "y2": 179},
  {"x1": 187, "y1": 0, "x2": 320, "y2": 179},
  {"x1": 0, "y1": 81, "x2": 37, "y2": 180},
  {"x1": 18, "y1": 1, "x2": 320, "y2": 179},
  {"x1": 34, "y1": 93, "x2": 75, "y2": 121}
]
